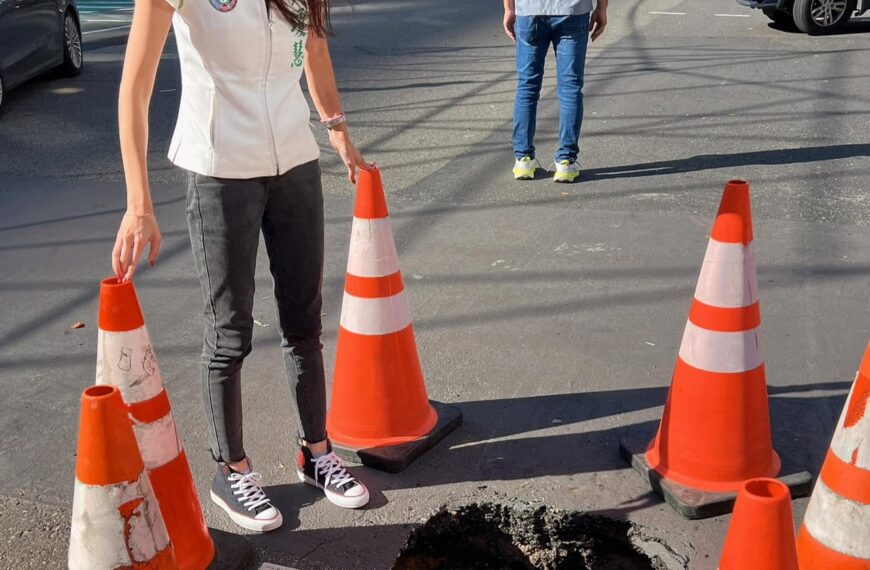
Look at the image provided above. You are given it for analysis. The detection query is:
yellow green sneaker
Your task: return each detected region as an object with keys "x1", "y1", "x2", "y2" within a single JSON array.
[
  {"x1": 512, "y1": 156, "x2": 536, "y2": 180},
  {"x1": 554, "y1": 160, "x2": 580, "y2": 183}
]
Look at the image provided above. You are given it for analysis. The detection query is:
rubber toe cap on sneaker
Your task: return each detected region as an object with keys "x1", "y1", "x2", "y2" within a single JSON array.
[
  {"x1": 255, "y1": 506, "x2": 281, "y2": 521},
  {"x1": 328, "y1": 484, "x2": 370, "y2": 509}
]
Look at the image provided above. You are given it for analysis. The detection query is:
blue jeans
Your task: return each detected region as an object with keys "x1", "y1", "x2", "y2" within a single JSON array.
[{"x1": 512, "y1": 15, "x2": 590, "y2": 163}]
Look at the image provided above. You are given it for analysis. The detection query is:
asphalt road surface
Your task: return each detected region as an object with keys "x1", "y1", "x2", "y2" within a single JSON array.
[{"x1": 1, "y1": 0, "x2": 869, "y2": 568}]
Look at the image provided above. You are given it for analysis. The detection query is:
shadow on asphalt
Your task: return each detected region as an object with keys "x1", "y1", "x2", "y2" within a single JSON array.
[
  {"x1": 366, "y1": 380, "x2": 850, "y2": 490},
  {"x1": 260, "y1": 483, "x2": 322, "y2": 532},
  {"x1": 248, "y1": 522, "x2": 417, "y2": 570},
  {"x1": 581, "y1": 143, "x2": 870, "y2": 181},
  {"x1": 263, "y1": 477, "x2": 390, "y2": 532}
]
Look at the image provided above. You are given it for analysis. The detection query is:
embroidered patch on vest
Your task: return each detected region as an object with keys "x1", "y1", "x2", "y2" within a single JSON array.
[{"x1": 209, "y1": 0, "x2": 237, "y2": 12}]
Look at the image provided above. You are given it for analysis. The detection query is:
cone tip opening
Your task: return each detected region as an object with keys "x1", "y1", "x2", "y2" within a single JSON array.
[
  {"x1": 100, "y1": 276, "x2": 127, "y2": 288},
  {"x1": 742, "y1": 478, "x2": 789, "y2": 502},
  {"x1": 354, "y1": 166, "x2": 389, "y2": 219},
  {"x1": 712, "y1": 179, "x2": 754, "y2": 245},
  {"x1": 83, "y1": 385, "x2": 117, "y2": 400},
  {"x1": 98, "y1": 276, "x2": 145, "y2": 332},
  {"x1": 357, "y1": 165, "x2": 382, "y2": 189}
]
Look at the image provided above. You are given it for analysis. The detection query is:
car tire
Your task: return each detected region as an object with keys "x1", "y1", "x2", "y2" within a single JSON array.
[
  {"x1": 793, "y1": 0, "x2": 857, "y2": 34},
  {"x1": 762, "y1": 7, "x2": 798, "y2": 28},
  {"x1": 0, "y1": 72, "x2": 5, "y2": 118},
  {"x1": 60, "y1": 11, "x2": 83, "y2": 76}
]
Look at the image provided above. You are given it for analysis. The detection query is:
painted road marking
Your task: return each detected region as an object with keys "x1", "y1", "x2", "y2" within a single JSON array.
[
  {"x1": 649, "y1": 11, "x2": 755, "y2": 17},
  {"x1": 76, "y1": 0, "x2": 134, "y2": 13},
  {"x1": 82, "y1": 24, "x2": 131, "y2": 35},
  {"x1": 78, "y1": 0, "x2": 133, "y2": 32}
]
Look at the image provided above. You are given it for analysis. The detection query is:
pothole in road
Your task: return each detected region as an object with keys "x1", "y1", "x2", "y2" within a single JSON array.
[{"x1": 392, "y1": 503, "x2": 686, "y2": 570}]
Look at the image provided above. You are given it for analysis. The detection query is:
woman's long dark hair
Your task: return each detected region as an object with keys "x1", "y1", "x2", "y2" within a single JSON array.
[{"x1": 268, "y1": 0, "x2": 332, "y2": 36}]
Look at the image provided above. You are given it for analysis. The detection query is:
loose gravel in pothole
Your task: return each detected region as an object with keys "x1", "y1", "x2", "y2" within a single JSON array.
[{"x1": 392, "y1": 503, "x2": 686, "y2": 570}]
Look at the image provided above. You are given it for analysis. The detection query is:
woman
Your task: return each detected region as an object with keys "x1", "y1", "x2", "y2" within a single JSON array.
[{"x1": 112, "y1": 0, "x2": 371, "y2": 532}]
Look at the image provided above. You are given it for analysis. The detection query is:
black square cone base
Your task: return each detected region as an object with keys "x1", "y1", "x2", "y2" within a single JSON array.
[
  {"x1": 207, "y1": 528, "x2": 253, "y2": 570},
  {"x1": 619, "y1": 437, "x2": 813, "y2": 520},
  {"x1": 331, "y1": 400, "x2": 462, "y2": 473}
]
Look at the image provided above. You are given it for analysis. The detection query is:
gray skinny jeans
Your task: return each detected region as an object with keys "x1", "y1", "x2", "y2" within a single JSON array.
[{"x1": 186, "y1": 159, "x2": 327, "y2": 464}]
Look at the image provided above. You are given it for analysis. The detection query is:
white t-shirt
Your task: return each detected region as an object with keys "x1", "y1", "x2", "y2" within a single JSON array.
[
  {"x1": 515, "y1": 0, "x2": 594, "y2": 16},
  {"x1": 164, "y1": 0, "x2": 320, "y2": 178}
]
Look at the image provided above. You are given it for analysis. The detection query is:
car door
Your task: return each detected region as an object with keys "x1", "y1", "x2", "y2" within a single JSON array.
[
  {"x1": 0, "y1": 0, "x2": 59, "y2": 86},
  {"x1": 0, "y1": 0, "x2": 32, "y2": 86},
  {"x1": 21, "y1": 0, "x2": 62, "y2": 68}
]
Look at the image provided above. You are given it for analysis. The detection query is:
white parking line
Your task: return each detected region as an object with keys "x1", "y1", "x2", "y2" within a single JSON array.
[
  {"x1": 81, "y1": 18, "x2": 131, "y2": 23},
  {"x1": 82, "y1": 24, "x2": 131, "y2": 35},
  {"x1": 649, "y1": 11, "x2": 687, "y2": 15},
  {"x1": 714, "y1": 13, "x2": 751, "y2": 17},
  {"x1": 78, "y1": 7, "x2": 134, "y2": 13}
]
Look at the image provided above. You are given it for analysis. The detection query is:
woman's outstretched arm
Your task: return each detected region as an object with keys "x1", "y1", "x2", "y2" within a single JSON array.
[
  {"x1": 113, "y1": 0, "x2": 173, "y2": 281},
  {"x1": 304, "y1": 32, "x2": 371, "y2": 184}
]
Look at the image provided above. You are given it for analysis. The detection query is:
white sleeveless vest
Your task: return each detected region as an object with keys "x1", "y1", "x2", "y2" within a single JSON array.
[{"x1": 165, "y1": 0, "x2": 320, "y2": 178}]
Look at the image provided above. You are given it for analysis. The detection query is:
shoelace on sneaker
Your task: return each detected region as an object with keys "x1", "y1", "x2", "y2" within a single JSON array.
[
  {"x1": 228, "y1": 471, "x2": 271, "y2": 512},
  {"x1": 313, "y1": 452, "x2": 356, "y2": 491}
]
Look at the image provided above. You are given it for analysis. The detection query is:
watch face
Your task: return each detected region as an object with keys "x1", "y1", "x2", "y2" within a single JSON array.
[{"x1": 209, "y1": 0, "x2": 237, "y2": 12}]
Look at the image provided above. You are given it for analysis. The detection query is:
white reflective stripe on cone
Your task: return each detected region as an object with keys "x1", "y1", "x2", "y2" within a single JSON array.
[
  {"x1": 693, "y1": 239, "x2": 759, "y2": 308},
  {"x1": 132, "y1": 412, "x2": 183, "y2": 471},
  {"x1": 678, "y1": 321, "x2": 764, "y2": 373},
  {"x1": 68, "y1": 474, "x2": 170, "y2": 568},
  {"x1": 346, "y1": 217, "x2": 400, "y2": 278},
  {"x1": 803, "y1": 477, "x2": 870, "y2": 559},
  {"x1": 339, "y1": 291, "x2": 412, "y2": 336},
  {"x1": 96, "y1": 326, "x2": 163, "y2": 404},
  {"x1": 830, "y1": 371, "x2": 870, "y2": 469}
]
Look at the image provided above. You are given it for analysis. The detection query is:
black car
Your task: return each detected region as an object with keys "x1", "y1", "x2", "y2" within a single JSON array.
[
  {"x1": 0, "y1": 0, "x2": 82, "y2": 114},
  {"x1": 739, "y1": 0, "x2": 869, "y2": 34}
]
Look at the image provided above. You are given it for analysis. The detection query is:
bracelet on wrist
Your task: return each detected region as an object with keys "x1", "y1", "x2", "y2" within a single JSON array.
[{"x1": 321, "y1": 113, "x2": 347, "y2": 130}]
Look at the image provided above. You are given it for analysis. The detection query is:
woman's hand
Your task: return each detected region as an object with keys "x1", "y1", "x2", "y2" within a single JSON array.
[
  {"x1": 112, "y1": 211, "x2": 162, "y2": 282},
  {"x1": 328, "y1": 126, "x2": 373, "y2": 184}
]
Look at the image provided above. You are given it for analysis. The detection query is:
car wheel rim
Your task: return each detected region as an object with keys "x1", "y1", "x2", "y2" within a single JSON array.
[
  {"x1": 810, "y1": 0, "x2": 848, "y2": 26},
  {"x1": 65, "y1": 15, "x2": 83, "y2": 68}
]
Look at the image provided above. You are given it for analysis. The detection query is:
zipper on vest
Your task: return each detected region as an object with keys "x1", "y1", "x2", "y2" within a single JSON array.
[{"x1": 264, "y1": 5, "x2": 279, "y2": 174}]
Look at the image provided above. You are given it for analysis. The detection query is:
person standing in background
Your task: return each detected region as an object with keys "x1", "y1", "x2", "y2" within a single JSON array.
[{"x1": 503, "y1": 0, "x2": 607, "y2": 182}]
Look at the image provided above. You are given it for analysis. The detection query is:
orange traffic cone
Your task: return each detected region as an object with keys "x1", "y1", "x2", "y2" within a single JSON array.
[
  {"x1": 718, "y1": 478, "x2": 799, "y2": 570},
  {"x1": 620, "y1": 180, "x2": 810, "y2": 518},
  {"x1": 69, "y1": 385, "x2": 176, "y2": 569},
  {"x1": 96, "y1": 278, "x2": 216, "y2": 570},
  {"x1": 796, "y1": 341, "x2": 870, "y2": 569},
  {"x1": 326, "y1": 167, "x2": 462, "y2": 472}
]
